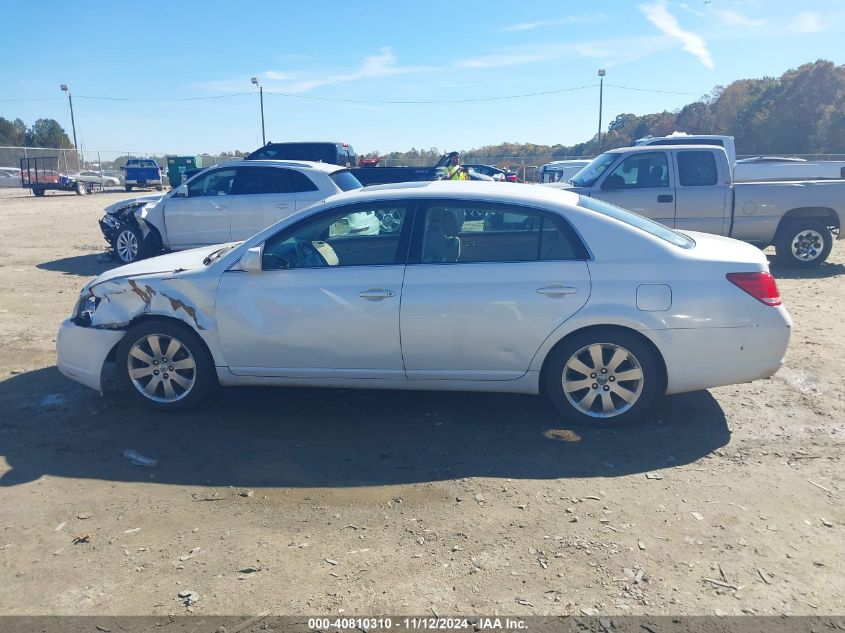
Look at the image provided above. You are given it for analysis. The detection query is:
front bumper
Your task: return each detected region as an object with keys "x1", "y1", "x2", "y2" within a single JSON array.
[
  {"x1": 99, "y1": 213, "x2": 120, "y2": 244},
  {"x1": 57, "y1": 319, "x2": 124, "y2": 392}
]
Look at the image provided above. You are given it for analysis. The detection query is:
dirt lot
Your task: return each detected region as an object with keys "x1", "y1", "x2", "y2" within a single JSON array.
[{"x1": 0, "y1": 188, "x2": 842, "y2": 617}]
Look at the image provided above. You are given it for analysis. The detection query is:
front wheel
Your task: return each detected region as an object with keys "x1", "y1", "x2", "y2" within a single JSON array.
[
  {"x1": 117, "y1": 321, "x2": 215, "y2": 411},
  {"x1": 113, "y1": 225, "x2": 145, "y2": 264},
  {"x1": 544, "y1": 328, "x2": 660, "y2": 427},
  {"x1": 774, "y1": 220, "x2": 833, "y2": 268}
]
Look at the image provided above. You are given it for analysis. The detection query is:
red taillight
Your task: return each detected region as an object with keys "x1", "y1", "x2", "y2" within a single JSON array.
[{"x1": 726, "y1": 272, "x2": 782, "y2": 306}]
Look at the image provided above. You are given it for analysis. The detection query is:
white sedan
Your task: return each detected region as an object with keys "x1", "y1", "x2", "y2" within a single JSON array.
[
  {"x1": 57, "y1": 181, "x2": 791, "y2": 425},
  {"x1": 73, "y1": 171, "x2": 122, "y2": 187}
]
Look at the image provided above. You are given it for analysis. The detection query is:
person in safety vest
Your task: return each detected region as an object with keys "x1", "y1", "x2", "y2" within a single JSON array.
[{"x1": 443, "y1": 151, "x2": 469, "y2": 180}]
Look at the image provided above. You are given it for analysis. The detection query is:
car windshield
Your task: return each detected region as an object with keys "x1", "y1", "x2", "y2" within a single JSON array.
[
  {"x1": 578, "y1": 195, "x2": 695, "y2": 249},
  {"x1": 569, "y1": 153, "x2": 618, "y2": 187},
  {"x1": 330, "y1": 170, "x2": 363, "y2": 191}
]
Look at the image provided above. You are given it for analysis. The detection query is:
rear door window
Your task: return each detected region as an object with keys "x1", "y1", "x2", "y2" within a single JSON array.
[
  {"x1": 677, "y1": 151, "x2": 718, "y2": 186},
  {"x1": 232, "y1": 166, "x2": 292, "y2": 195},
  {"x1": 417, "y1": 201, "x2": 587, "y2": 264},
  {"x1": 285, "y1": 170, "x2": 318, "y2": 192}
]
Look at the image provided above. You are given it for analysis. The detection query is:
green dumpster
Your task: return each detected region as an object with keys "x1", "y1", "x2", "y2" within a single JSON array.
[{"x1": 165, "y1": 156, "x2": 202, "y2": 188}]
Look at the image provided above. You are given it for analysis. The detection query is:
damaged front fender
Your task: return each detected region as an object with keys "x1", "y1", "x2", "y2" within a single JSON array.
[{"x1": 87, "y1": 276, "x2": 214, "y2": 334}]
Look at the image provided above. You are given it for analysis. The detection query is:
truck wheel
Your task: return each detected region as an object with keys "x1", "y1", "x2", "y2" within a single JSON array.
[
  {"x1": 113, "y1": 225, "x2": 146, "y2": 264},
  {"x1": 117, "y1": 320, "x2": 215, "y2": 411},
  {"x1": 33, "y1": 188, "x2": 45, "y2": 197},
  {"x1": 544, "y1": 328, "x2": 661, "y2": 427},
  {"x1": 76, "y1": 180, "x2": 88, "y2": 195},
  {"x1": 155, "y1": 185, "x2": 163, "y2": 191},
  {"x1": 775, "y1": 220, "x2": 833, "y2": 268},
  {"x1": 125, "y1": 185, "x2": 133, "y2": 192}
]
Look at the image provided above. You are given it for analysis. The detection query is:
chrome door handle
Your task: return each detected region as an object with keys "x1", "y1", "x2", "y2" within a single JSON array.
[
  {"x1": 537, "y1": 285, "x2": 578, "y2": 296},
  {"x1": 275, "y1": 203, "x2": 289, "y2": 209},
  {"x1": 358, "y1": 288, "x2": 396, "y2": 300},
  {"x1": 212, "y1": 204, "x2": 227, "y2": 210}
]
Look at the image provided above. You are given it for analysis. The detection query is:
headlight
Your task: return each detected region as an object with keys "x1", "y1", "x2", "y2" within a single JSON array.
[{"x1": 75, "y1": 293, "x2": 101, "y2": 324}]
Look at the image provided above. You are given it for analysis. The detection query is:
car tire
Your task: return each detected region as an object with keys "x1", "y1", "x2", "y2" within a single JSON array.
[
  {"x1": 125, "y1": 185, "x2": 133, "y2": 192},
  {"x1": 33, "y1": 188, "x2": 45, "y2": 197},
  {"x1": 117, "y1": 320, "x2": 215, "y2": 411},
  {"x1": 774, "y1": 220, "x2": 833, "y2": 268},
  {"x1": 76, "y1": 180, "x2": 88, "y2": 195},
  {"x1": 113, "y1": 224, "x2": 146, "y2": 264},
  {"x1": 544, "y1": 328, "x2": 661, "y2": 427}
]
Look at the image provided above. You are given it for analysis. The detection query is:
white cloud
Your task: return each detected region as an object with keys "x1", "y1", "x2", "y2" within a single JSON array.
[
  {"x1": 791, "y1": 12, "x2": 825, "y2": 33},
  {"x1": 499, "y1": 14, "x2": 606, "y2": 32},
  {"x1": 264, "y1": 70, "x2": 292, "y2": 81},
  {"x1": 712, "y1": 9, "x2": 766, "y2": 28},
  {"x1": 639, "y1": 0, "x2": 714, "y2": 69}
]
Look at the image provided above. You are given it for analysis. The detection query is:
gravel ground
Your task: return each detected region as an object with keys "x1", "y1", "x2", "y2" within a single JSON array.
[{"x1": 0, "y1": 187, "x2": 842, "y2": 617}]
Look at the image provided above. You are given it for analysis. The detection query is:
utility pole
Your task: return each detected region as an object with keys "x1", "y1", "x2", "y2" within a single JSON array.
[
  {"x1": 597, "y1": 69, "x2": 606, "y2": 152},
  {"x1": 251, "y1": 77, "x2": 265, "y2": 145},
  {"x1": 60, "y1": 84, "x2": 80, "y2": 170}
]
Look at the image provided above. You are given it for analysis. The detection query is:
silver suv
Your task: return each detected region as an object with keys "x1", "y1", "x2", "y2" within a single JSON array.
[{"x1": 100, "y1": 160, "x2": 363, "y2": 264}]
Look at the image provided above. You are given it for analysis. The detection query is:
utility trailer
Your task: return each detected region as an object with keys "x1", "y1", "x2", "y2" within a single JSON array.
[{"x1": 19, "y1": 157, "x2": 96, "y2": 197}]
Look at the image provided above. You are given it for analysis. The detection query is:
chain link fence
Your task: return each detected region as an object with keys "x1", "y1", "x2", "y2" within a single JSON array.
[
  {"x1": 0, "y1": 146, "x2": 242, "y2": 188},
  {"x1": 4, "y1": 146, "x2": 845, "y2": 189}
]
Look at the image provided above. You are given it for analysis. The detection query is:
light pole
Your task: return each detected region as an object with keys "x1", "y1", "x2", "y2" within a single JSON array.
[
  {"x1": 251, "y1": 77, "x2": 265, "y2": 146},
  {"x1": 597, "y1": 69, "x2": 606, "y2": 152},
  {"x1": 60, "y1": 84, "x2": 80, "y2": 170}
]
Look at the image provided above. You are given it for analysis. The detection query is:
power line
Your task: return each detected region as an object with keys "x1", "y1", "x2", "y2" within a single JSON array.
[
  {"x1": 0, "y1": 82, "x2": 710, "y2": 105},
  {"x1": 262, "y1": 83, "x2": 599, "y2": 104},
  {"x1": 604, "y1": 83, "x2": 707, "y2": 97},
  {"x1": 75, "y1": 92, "x2": 255, "y2": 102}
]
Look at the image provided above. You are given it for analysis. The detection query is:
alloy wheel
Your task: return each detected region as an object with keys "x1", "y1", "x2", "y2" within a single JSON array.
[
  {"x1": 562, "y1": 343, "x2": 644, "y2": 418},
  {"x1": 116, "y1": 230, "x2": 139, "y2": 262},
  {"x1": 127, "y1": 334, "x2": 196, "y2": 403}
]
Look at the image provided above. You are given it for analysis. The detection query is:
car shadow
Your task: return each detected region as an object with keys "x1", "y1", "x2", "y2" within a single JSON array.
[
  {"x1": 37, "y1": 253, "x2": 117, "y2": 277},
  {"x1": 0, "y1": 366, "x2": 730, "y2": 488},
  {"x1": 767, "y1": 258, "x2": 845, "y2": 279}
]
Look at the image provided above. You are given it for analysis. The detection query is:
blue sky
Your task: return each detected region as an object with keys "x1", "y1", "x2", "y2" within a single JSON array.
[{"x1": 2, "y1": 0, "x2": 844, "y2": 157}]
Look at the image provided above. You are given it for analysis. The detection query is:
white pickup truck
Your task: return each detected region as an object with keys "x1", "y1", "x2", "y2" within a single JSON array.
[{"x1": 545, "y1": 145, "x2": 845, "y2": 267}]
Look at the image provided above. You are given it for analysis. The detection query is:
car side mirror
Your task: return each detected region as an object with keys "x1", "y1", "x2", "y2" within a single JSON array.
[
  {"x1": 239, "y1": 246, "x2": 263, "y2": 273},
  {"x1": 174, "y1": 184, "x2": 188, "y2": 197}
]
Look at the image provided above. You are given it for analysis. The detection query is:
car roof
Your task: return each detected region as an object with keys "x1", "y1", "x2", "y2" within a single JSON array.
[
  {"x1": 213, "y1": 159, "x2": 343, "y2": 173},
  {"x1": 608, "y1": 144, "x2": 726, "y2": 153},
  {"x1": 336, "y1": 180, "x2": 580, "y2": 207}
]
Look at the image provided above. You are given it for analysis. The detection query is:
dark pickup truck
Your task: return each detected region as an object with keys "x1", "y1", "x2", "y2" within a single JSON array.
[{"x1": 351, "y1": 154, "x2": 487, "y2": 185}]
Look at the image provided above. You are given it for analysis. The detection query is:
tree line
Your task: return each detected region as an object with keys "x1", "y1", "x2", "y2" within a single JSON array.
[
  {"x1": 4, "y1": 59, "x2": 843, "y2": 167},
  {"x1": 371, "y1": 59, "x2": 845, "y2": 164}
]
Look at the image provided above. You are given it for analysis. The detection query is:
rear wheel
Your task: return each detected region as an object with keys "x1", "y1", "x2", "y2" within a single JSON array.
[
  {"x1": 33, "y1": 188, "x2": 45, "y2": 197},
  {"x1": 544, "y1": 328, "x2": 660, "y2": 427},
  {"x1": 117, "y1": 321, "x2": 215, "y2": 411},
  {"x1": 774, "y1": 220, "x2": 833, "y2": 268},
  {"x1": 76, "y1": 180, "x2": 88, "y2": 195}
]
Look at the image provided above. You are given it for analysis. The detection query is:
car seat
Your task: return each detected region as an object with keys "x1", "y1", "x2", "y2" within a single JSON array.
[{"x1": 423, "y1": 209, "x2": 462, "y2": 263}]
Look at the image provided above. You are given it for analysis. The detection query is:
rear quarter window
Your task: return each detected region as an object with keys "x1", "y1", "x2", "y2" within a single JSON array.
[{"x1": 330, "y1": 170, "x2": 363, "y2": 192}]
